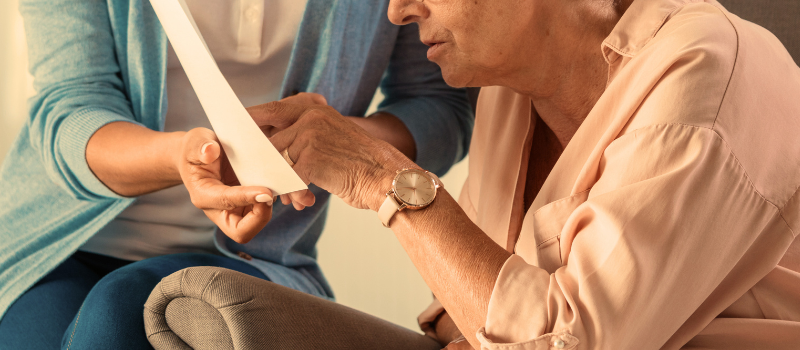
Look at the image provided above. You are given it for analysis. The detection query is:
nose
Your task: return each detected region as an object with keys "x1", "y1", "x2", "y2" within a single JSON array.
[{"x1": 388, "y1": 0, "x2": 429, "y2": 26}]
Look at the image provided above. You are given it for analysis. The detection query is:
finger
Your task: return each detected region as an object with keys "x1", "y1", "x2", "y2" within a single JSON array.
[
  {"x1": 280, "y1": 194, "x2": 292, "y2": 206},
  {"x1": 247, "y1": 101, "x2": 330, "y2": 130},
  {"x1": 190, "y1": 180, "x2": 273, "y2": 210},
  {"x1": 198, "y1": 141, "x2": 221, "y2": 165},
  {"x1": 208, "y1": 202, "x2": 273, "y2": 244},
  {"x1": 268, "y1": 126, "x2": 301, "y2": 161},
  {"x1": 280, "y1": 92, "x2": 328, "y2": 106},
  {"x1": 308, "y1": 93, "x2": 328, "y2": 106},
  {"x1": 184, "y1": 128, "x2": 221, "y2": 165},
  {"x1": 445, "y1": 337, "x2": 472, "y2": 350},
  {"x1": 268, "y1": 108, "x2": 325, "y2": 164},
  {"x1": 287, "y1": 189, "x2": 315, "y2": 208}
]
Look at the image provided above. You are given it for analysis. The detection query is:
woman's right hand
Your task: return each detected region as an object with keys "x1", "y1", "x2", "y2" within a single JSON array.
[
  {"x1": 433, "y1": 312, "x2": 468, "y2": 348},
  {"x1": 444, "y1": 336, "x2": 472, "y2": 350},
  {"x1": 177, "y1": 127, "x2": 275, "y2": 244}
]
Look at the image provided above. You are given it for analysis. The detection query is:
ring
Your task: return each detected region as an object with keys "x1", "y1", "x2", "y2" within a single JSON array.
[{"x1": 282, "y1": 149, "x2": 295, "y2": 167}]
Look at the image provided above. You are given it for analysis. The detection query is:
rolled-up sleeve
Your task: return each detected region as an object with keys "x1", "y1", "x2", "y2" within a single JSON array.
[
  {"x1": 21, "y1": 0, "x2": 141, "y2": 200},
  {"x1": 480, "y1": 124, "x2": 795, "y2": 349},
  {"x1": 376, "y1": 23, "x2": 473, "y2": 176}
]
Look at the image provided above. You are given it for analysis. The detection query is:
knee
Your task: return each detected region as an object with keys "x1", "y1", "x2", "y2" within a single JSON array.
[{"x1": 87, "y1": 264, "x2": 164, "y2": 305}]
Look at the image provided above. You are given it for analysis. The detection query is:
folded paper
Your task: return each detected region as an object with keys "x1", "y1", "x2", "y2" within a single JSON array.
[{"x1": 150, "y1": 0, "x2": 307, "y2": 195}]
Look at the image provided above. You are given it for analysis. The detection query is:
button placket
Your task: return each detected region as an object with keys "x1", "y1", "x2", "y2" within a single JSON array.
[{"x1": 237, "y1": 0, "x2": 264, "y2": 57}]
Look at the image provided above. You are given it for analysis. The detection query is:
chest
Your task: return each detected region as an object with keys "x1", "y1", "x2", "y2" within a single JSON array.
[
  {"x1": 522, "y1": 116, "x2": 564, "y2": 211},
  {"x1": 166, "y1": 0, "x2": 308, "y2": 68},
  {"x1": 516, "y1": 117, "x2": 585, "y2": 274}
]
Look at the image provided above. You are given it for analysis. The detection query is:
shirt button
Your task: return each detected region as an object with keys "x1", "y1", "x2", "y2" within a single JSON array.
[
  {"x1": 244, "y1": 6, "x2": 260, "y2": 22},
  {"x1": 237, "y1": 251, "x2": 253, "y2": 261},
  {"x1": 554, "y1": 339, "x2": 565, "y2": 349}
]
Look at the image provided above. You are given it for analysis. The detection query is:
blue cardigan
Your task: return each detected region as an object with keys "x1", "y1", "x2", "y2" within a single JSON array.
[{"x1": 0, "y1": 0, "x2": 473, "y2": 316}]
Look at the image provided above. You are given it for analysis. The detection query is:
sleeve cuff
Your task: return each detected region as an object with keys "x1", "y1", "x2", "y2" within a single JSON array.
[
  {"x1": 477, "y1": 328, "x2": 579, "y2": 350},
  {"x1": 57, "y1": 107, "x2": 143, "y2": 200},
  {"x1": 481, "y1": 255, "x2": 579, "y2": 349}
]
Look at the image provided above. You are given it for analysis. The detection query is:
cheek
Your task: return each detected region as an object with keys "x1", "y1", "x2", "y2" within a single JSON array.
[{"x1": 444, "y1": 6, "x2": 518, "y2": 70}]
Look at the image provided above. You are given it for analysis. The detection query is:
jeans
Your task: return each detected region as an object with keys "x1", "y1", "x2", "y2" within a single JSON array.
[{"x1": 0, "y1": 251, "x2": 267, "y2": 350}]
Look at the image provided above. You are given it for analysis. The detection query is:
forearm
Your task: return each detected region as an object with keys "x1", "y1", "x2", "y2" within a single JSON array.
[
  {"x1": 368, "y1": 157, "x2": 510, "y2": 348},
  {"x1": 396, "y1": 191, "x2": 508, "y2": 348},
  {"x1": 347, "y1": 112, "x2": 416, "y2": 161},
  {"x1": 86, "y1": 121, "x2": 185, "y2": 197}
]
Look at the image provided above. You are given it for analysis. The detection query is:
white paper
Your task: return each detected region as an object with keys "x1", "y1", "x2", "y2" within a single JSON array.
[{"x1": 150, "y1": 0, "x2": 307, "y2": 195}]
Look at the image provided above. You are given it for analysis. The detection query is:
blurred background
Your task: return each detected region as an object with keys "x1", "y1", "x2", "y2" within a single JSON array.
[{"x1": 0, "y1": 0, "x2": 468, "y2": 332}]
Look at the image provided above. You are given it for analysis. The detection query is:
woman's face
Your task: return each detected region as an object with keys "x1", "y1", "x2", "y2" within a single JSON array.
[{"x1": 388, "y1": 0, "x2": 549, "y2": 88}]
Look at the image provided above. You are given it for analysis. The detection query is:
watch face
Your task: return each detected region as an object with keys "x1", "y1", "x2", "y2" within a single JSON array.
[{"x1": 393, "y1": 169, "x2": 437, "y2": 207}]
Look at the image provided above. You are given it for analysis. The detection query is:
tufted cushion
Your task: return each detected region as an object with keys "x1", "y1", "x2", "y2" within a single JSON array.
[{"x1": 143, "y1": 266, "x2": 440, "y2": 350}]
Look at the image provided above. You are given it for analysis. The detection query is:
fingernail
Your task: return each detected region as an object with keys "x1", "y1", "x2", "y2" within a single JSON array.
[
  {"x1": 201, "y1": 142, "x2": 214, "y2": 155},
  {"x1": 256, "y1": 194, "x2": 273, "y2": 205}
]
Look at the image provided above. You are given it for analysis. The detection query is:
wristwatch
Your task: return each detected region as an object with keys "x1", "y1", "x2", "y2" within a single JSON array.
[{"x1": 378, "y1": 168, "x2": 441, "y2": 227}]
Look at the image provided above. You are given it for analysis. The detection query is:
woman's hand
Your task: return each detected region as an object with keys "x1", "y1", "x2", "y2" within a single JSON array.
[
  {"x1": 444, "y1": 336, "x2": 472, "y2": 350},
  {"x1": 251, "y1": 93, "x2": 327, "y2": 210},
  {"x1": 177, "y1": 127, "x2": 275, "y2": 244},
  {"x1": 247, "y1": 101, "x2": 414, "y2": 211},
  {"x1": 433, "y1": 312, "x2": 465, "y2": 347}
]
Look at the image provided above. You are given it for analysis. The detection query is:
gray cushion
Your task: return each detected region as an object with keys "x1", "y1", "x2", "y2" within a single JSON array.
[
  {"x1": 143, "y1": 267, "x2": 441, "y2": 350},
  {"x1": 718, "y1": 0, "x2": 799, "y2": 64}
]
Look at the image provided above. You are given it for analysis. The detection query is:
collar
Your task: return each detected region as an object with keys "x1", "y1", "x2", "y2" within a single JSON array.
[{"x1": 602, "y1": 0, "x2": 703, "y2": 63}]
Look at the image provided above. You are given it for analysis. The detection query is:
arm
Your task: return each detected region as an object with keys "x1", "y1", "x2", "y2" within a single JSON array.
[
  {"x1": 258, "y1": 102, "x2": 507, "y2": 347},
  {"x1": 373, "y1": 125, "x2": 789, "y2": 349},
  {"x1": 20, "y1": 0, "x2": 287, "y2": 243},
  {"x1": 20, "y1": 0, "x2": 141, "y2": 200},
  {"x1": 85, "y1": 122, "x2": 183, "y2": 197},
  {"x1": 259, "y1": 103, "x2": 792, "y2": 349},
  {"x1": 347, "y1": 113, "x2": 416, "y2": 161}
]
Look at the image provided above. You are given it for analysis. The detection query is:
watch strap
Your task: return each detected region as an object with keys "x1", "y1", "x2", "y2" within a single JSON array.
[{"x1": 378, "y1": 193, "x2": 402, "y2": 227}]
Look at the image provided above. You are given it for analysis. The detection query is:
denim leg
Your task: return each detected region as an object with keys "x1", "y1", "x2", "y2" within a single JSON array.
[
  {"x1": 61, "y1": 253, "x2": 267, "y2": 350},
  {"x1": 0, "y1": 257, "x2": 101, "y2": 350}
]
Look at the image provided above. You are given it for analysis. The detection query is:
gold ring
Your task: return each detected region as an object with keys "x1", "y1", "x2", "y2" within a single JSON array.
[{"x1": 282, "y1": 148, "x2": 295, "y2": 167}]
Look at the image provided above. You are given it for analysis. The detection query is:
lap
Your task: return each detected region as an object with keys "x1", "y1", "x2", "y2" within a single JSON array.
[
  {"x1": 0, "y1": 255, "x2": 102, "y2": 350},
  {"x1": 64, "y1": 253, "x2": 267, "y2": 350},
  {"x1": 0, "y1": 251, "x2": 266, "y2": 350}
]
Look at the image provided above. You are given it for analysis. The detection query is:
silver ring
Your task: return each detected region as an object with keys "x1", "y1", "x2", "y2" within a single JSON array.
[{"x1": 282, "y1": 149, "x2": 295, "y2": 167}]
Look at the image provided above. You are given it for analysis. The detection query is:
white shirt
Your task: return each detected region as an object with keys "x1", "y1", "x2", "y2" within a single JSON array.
[{"x1": 81, "y1": 0, "x2": 308, "y2": 261}]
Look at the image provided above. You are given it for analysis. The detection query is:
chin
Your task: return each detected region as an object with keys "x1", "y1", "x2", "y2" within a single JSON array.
[{"x1": 439, "y1": 65, "x2": 472, "y2": 88}]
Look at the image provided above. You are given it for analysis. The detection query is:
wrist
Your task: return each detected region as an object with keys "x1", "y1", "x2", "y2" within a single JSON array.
[
  {"x1": 367, "y1": 147, "x2": 418, "y2": 212},
  {"x1": 170, "y1": 131, "x2": 189, "y2": 181}
]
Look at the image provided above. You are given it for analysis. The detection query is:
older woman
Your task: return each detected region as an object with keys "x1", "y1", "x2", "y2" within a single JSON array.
[{"x1": 147, "y1": 0, "x2": 800, "y2": 348}]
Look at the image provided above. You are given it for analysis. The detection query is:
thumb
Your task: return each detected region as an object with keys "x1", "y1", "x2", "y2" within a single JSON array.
[
  {"x1": 198, "y1": 140, "x2": 221, "y2": 165},
  {"x1": 185, "y1": 127, "x2": 221, "y2": 165}
]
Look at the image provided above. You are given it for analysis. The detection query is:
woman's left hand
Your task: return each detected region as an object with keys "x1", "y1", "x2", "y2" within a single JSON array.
[
  {"x1": 444, "y1": 336, "x2": 472, "y2": 350},
  {"x1": 247, "y1": 101, "x2": 414, "y2": 211}
]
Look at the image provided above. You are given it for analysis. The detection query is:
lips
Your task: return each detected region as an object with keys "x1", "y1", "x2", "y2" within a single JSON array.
[{"x1": 424, "y1": 40, "x2": 447, "y2": 60}]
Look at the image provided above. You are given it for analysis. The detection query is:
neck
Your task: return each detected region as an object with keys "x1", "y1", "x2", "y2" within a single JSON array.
[{"x1": 510, "y1": 0, "x2": 631, "y2": 148}]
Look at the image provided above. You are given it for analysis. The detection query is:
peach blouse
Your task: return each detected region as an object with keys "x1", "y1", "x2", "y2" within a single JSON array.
[{"x1": 420, "y1": 0, "x2": 800, "y2": 349}]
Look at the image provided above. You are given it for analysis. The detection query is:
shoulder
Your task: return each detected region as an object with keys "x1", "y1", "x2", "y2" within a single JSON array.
[{"x1": 619, "y1": 1, "x2": 738, "y2": 134}]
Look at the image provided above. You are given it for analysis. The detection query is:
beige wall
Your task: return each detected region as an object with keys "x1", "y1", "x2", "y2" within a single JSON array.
[
  {"x1": 0, "y1": 0, "x2": 467, "y2": 332},
  {"x1": 0, "y1": 0, "x2": 33, "y2": 159}
]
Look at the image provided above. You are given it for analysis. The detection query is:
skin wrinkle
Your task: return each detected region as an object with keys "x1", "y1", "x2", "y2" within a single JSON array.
[{"x1": 382, "y1": 0, "x2": 632, "y2": 347}]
